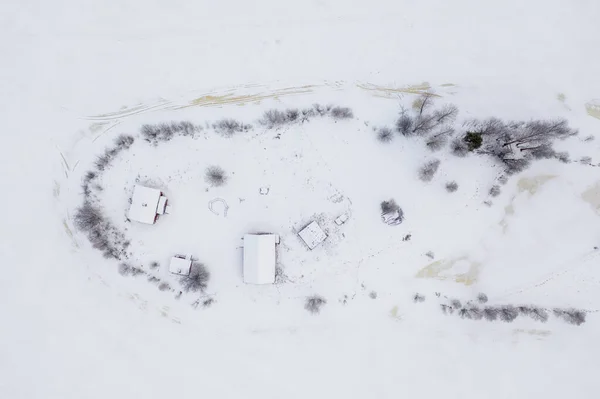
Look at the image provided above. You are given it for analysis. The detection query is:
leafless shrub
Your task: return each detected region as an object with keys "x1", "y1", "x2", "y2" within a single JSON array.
[
  {"x1": 158, "y1": 282, "x2": 171, "y2": 291},
  {"x1": 413, "y1": 293, "x2": 426, "y2": 303},
  {"x1": 118, "y1": 263, "x2": 133, "y2": 276},
  {"x1": 518, "y1": 306, "x2": 549, "y2": 322},
  {"x1": 114, "y1": 134, "x2": 135, "y2": 149},
  {"x1": 149, "y1": 261, "x2": 160, "y2": 269},
  {"x1": 489, "y1": 185, "x2": 501, "y2": 197},
  {"x1": 553, "y1": 308, "x2": 586, "y2": 325},
  {"x1": 445, "y1": 181, "x2": 458, "y2": 193},
  {"x1": 483, "y1": 306, "x2": 499, "y2": 321},
  {"x1": 583, "y1": 135, "x2": 595, "y2": 142},
  {"x1": 425, "y1": 251, "x2": 435, "y2": 259},
  {"x1": 260, "y1": 109, "x2": 297, "y2": 128},
  {"x1": 380, "y1": 199, "x2": 404, "y2": 225},
  {"x1": 497, "y1": 175, "x2": 509, "y2": 185},
  {"x1": 205, "y1": 166, "x2": 227, "y2": 187},
  {"x1": 95, "y1": 153, "x2": 112, "y2": 171},
  {"x1": 141, "y1": 121, "x2": 200, "y2": 143},
  {"x1": 555, "y1": 151, "x2": 570, "y2": 163},
  {"x1": 202, "y1": 298, "x2": 215, "y2": 308},
  {"x1": 147, "y1": 276, "x2": 161, "y2": 284},
  {"x1": 418, "y1": 159, "x2": 441, "y2": 182},
  {"x1": 459, "y1": 306, "x2": 483, "y2": 320},
  {"x1": 213, "y1": 118, "x2": 251, "y2": 136},
  {"x1": 425, "y1": 132, "x2": 450, "y2": 151},
  {"x1": 579, "y1": 156, "x2": 592, "y2": 165},
  {"x1": 441, "y1": 304, "x2": 454, "y2": 314},
  {"x1": 450, "y1": 138, "x2": 469, "y2": 157},
  {"x1": 74, "y1": 202, "x2": 104, "y2": 232},
  {"x1": 397, "y1": 95, "x2": 457, "y2": 138},
  {"x1": 369, "y1": 291, "x2": 377, "y2": 299},
  {"x1": 305, "y1": 295, "x2": 327, "y2": 314},
  {"x1": 377, "y1": 127, "x2": 394, "y2": 143},
  {"x1": 396, "y1": 112, "x2": 413, "y2": 135},
  {"x1": 450, "y1": 299, "x2": 462, "y2": 309},
  {"x1": 180, "y1": 262, "x2": 210, "y2": 292},
  {"x1": 498, "y1": 305, "x2": 519, "y2": 322},
  {"x1": 330, "y1": 106, "x2": 353, "y2": 120},
  {"x1": 477, "y1": 293, "x2": 488, "y2": 304}
]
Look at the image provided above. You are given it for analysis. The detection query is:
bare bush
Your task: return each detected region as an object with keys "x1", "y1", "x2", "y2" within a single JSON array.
[
  {"x1": 330, "y1": 106, "x2": 353, "y2": 120},
  {"x1": 205, "y1": 166, "x2": 227, "y2": 187},
  {"x1": 369, "y1": 291, "x2": 377, "y2": 299},
  {"x1": 418, "y1": 159, "x2": 441, "y2": 182},
  {"x1": 377, "y1": 127, "x2": 394, "y2": 143},
  {"x1": 425, "y1": 251, "x2": 435, "y2": 259},
  {"x1": 305, "y1": 295, "x2": 327, "y2": 314},
  {"x1": 440, "y1": 304, "x2": 454, "y2": 314},
  {"x1": 450, "y1": 299, "x2": 462, "y2": 309},
  {"x1": 158, "y1": 282, "x2": 171, "y2": 291},
  {"x1": 413, "y1": 293, "x2": 426, "y2": 303},
  {"x1": 147, "y1": 276, "x2": 161, "y2": 284},
  {"x1": 450, "y1": 138, "x2": 469, "y2": 157},
  {"x1": 380, "y1": 199, "x2": 404, "y2": 226},
  {"x1": 555, "y1": 151, "x2": 570, "y2": 163},
  {"x1": 518, "y1": 306, "x2": 549, "y2": 322},
  {"x1": 213, "y1": 118, "x2": 251, "y2": 136},
  {"x1": 579, "y1": 156, "x2": 592, "y2": 165},
  {"x1": 114, "y1": 134, "x2": 135, "y2": 149},
  {"x1": 260, "y1": 109, "x2": 298, "y2": 128},
  {"x1": 149, "y1": 261, "x2": 160, "y2": 269},
  {"x1": 445, "y1": 181, "x2": 458, "y2": 193},
  {"x1": 141, "y1": 121, "x2": 199, "y2": 144},
  {"x1": 498, "y1": 305, "x2": 519, "y2": 322},
  {"x1": 425, "y1": 132, "x2": 451, "y2": 151},
  {"x1": 202, "y1": 298, "x2": 215, "y2": 308},
  {"x1": 459, "y1": 306, "x2": 483, "y2": 320},
  {"x1": 553, "y1": 308, "x2": 586, "y2": 326},
  {"x1": 483, "y1": 307, "x2": 499, "y2": 321},
  {"x1": 180, "y1": 263, "x2": 210, "y2": 292},
  {"x1": 489, "y1": 185, "x2": 501, "y2": 197},
  {"x1": 74, "y1": 202, "x2": 104, "y2": 232},
  {"x1": 477, "y1": 293, "x2": 488, "y2": 304},
  {"x1": 397, "y1": 95, "x2": 457, "y2": 138},
  {"x1": 118, "y1": 263, "x2": 133, "y2": 276}
]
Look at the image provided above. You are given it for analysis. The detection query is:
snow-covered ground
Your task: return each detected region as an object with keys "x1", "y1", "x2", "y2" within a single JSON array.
[{"x1": 2, "y1": 1, "x2": 600, "y2": 398}]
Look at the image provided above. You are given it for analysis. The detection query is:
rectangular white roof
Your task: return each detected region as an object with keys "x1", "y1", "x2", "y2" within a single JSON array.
[
  {"x1": 169, "y1": 256, "x2": 192, "y2": 276},
  {"x1": 243, "y1": 234, "x2": 277, "y2": 284},
  {"x1": 128, "y1": 185, "x2": 162, "y2": 224},
  {"x1": 298, "y1": 221, "x2": 327, "y2": 249}
]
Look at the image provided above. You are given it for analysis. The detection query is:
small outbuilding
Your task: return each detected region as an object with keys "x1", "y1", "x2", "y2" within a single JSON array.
[
  {"x1": 169, "y1": 255, "x2": 192, "y2": 276},
  {"x1": 298, "y1": 221, "x2": 327, "y2": 250},
  {"x1": 128, "y1": 184, "x2": 169, "y2": 224},
  {"x1": 243, "y1": 234, "x2": 279, "y2": 284}
]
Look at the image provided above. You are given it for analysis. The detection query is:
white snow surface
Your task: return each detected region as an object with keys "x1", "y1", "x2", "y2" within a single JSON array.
[{"x1": 2, "y1": 1, "x2": 600, "y2": 398}]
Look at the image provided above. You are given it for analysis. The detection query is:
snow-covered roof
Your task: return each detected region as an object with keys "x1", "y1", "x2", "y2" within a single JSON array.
[
  {"x1": 243, "y1": 234, "x2": 277, "y2": 284},
  {"x1": 169, "y1": 256, "x2": 192, "y2": 276},
  {"x1": 298, "y1": 221, "x2": 327, "y2": 249},
  {"x1": 128, "y1": 185, "x2": 162, "y2": 224}
]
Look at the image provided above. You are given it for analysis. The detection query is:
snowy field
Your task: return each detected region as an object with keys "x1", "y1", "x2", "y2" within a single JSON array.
[{"x1": 2, "y1": 1, "x2": 600, "y2": 398}]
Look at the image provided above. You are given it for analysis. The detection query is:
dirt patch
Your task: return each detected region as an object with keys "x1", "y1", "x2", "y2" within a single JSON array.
[
  {"x1": 415, "y1": 256, "x2": 480, "y2": 286},
  {"x1": 357, "y1": 82, "x2": 440, "y2": 98},
  {"x1": 585, "y1": 99, "x2": 600, "y2": 120},
  {"x1": 516, "y1": 175, "x2": 556, "y2": 195},
  {"x1": 581, "y1": 182, "x2": 600, "y2": 215}
]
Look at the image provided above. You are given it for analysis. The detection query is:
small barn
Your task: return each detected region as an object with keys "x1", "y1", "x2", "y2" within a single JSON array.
[
  {"x1": 298, "y1": 221, "x2": 327, "y2": 250},
  {"x1": 128, "y1": 185, "x2": 169, "y2": 224},
  {"x1": 243, "y1": 234, "x2": 279, "y2": 284},
  {"x1": 169, "y1": 255, "x2": 192, "y2": 276}
]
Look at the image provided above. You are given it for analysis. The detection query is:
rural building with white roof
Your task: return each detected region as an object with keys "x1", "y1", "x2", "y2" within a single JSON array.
[
  {"x1": 243, "y1": 234, "x2": 279, "y2": 284},
  {"x1": 127, "y1": 184, "x2": 169, "y2": 224}
]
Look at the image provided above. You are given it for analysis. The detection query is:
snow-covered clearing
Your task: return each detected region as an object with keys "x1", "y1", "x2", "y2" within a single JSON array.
[{"x1": 2, "y1": 1, "x2": 600, "y2": 398}]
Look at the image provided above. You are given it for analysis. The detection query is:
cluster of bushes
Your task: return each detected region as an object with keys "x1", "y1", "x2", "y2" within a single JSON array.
[
  {"x1": 141, "y1": 121, "x2": 199, "y2": 144},
  {"x1": 382, "y1": 93, "x2": 579, "y2": 176},
  {"x1": 441, "y1": 299, "x2": 586, "y2": 325},
  {"x1": 95, "y1": 134, "x2": 135, "y2": 171},
  {"x1": 260, "y1": 104, "x2": 353, "y2": 128},
  {"x1": 73, "y1": 202, "x2": 129, "y2": 259},
  {"x1": 213, "y1": 118, "x2": 252, "y2": 137}
]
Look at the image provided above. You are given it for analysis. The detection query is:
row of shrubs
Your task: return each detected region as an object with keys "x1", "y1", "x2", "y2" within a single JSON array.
[{"x1": 441, "y1": 302, "x2": 586, "y2": 325}]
